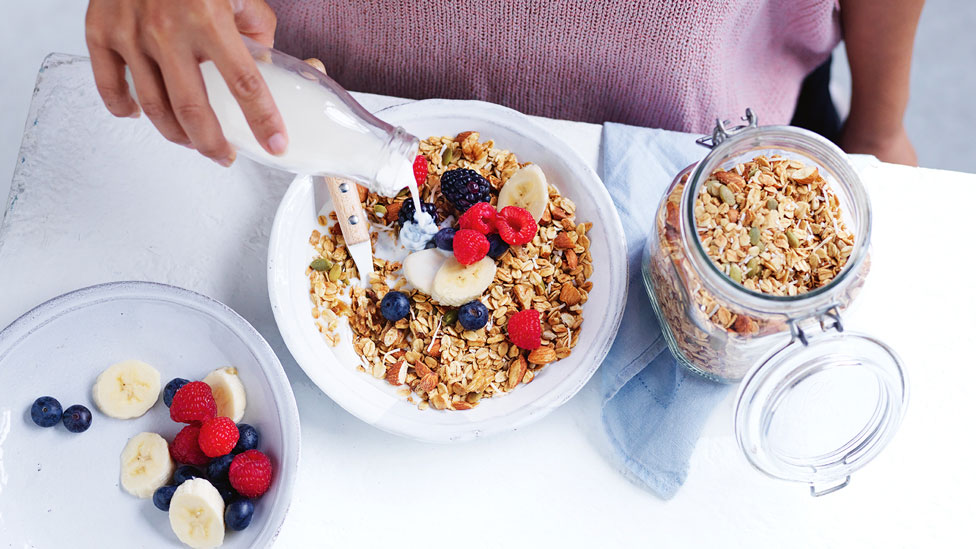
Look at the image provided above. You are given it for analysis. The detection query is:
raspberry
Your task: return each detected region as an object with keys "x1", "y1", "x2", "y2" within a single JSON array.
[
  {"x1": 198, "y1": 416, "x2": 240, "y2": 458},
  {"x1": 496, "y1": 206, "x2": 538, "y2": 246},
  {"x1": 169, "y1": 381, "x2": 217, "y2": 425},
  {"x1": 457, "y1": 202, "x2": 497, "y2": 234},
  {"x1": 507, "y1": 309, "x2": 542, "y2": 350},
  {"x1": 229, "y1": 449, "x2": 273, "y2": 498},
  {"x1": 440, "y1": 169, "x2": 491, "y2": 212},
  {"x1": 413, "y1": 155, "x2": 428, "y2": 187},
  {"x1": 170, "y1": 425, "x2": 209, "y2": 466},
  {"x1": 452, "y1": 229, "x2": 489, "y2": 265}
]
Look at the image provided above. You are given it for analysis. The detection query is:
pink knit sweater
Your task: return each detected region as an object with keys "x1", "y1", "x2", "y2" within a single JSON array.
[{"x1": 266, "y1": 0, "x2": 840, "y2": 133}]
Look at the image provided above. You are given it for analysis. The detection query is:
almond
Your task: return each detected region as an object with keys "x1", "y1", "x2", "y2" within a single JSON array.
[
  {"x1": 550, "y1": 206, "x2": 568, "y2": 221},
  {"x1": 415, "y1": 361, "x2": 433, "y2": 378},
  {"x1": 426, "y1": 338, "x2": 441, "y2": 359},
  {"x1": 506, "y1": 355, "x2": 527, "y2": 390},
  {"x1": 554, "y1": 232, "x2": 574, "y2": 249},
  {"x1": 528, "y1": 346, "x2": 557, "y2": 365},
  {"x1": 417, "y1": 373, "x2": 438, "y2": 394},
  {"x1": 564, "y1": 249, "x2": 578, "y2": 270},
  {"x1": 455, "y1": 131, "x2": 477, "y2": 144},
  {"x1": 385, "y1": 360, "x2": 407, "y2": 386},
  {"x1": 791, "y1": 166, "x2": 819, "y2": 184},
  {"x1": 384, "y1": 201, "x2": 402, "y2": 225},
  {"x1": 715, "y1": 170, "x2": 746, "y2": 192},
  {"x1": 452, "y1": 400, "x2": 475, "y2": 410},
  {"x1": 356, "y1": 184, "x2": 368, "y2": 202},
  {"x1": 559, "y1": 283, "x2": 582, "y2": 306}
]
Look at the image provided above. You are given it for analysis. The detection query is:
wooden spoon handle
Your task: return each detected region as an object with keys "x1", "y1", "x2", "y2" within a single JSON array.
[{"x1": 323, "y1": 176, "x2": 370, "y2": 246}]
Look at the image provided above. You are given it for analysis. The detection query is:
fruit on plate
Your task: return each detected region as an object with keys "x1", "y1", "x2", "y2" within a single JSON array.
[
  {"x1": 170, "y1": 424, "x2": 210, "y2": 466},
  {"x1": 486, "y1": 233, "x2": 510, "y2": 259},
  {"x1": 224, "y1": 499, "x2": 255, "y2": 531},
  {"x1": 508, "y1": 309, "x2": 542, "y2": 350},
  {"x1": 434, "y1": 227, "x2": 456, "y2": 251},
  {"x1": 62, "y1": 404, "x2": 92, "y2": 433},
  {"x1": 229, "y1": 449, "x2": 273, "y2": 498},
  {"x1": 496, "y1": 164, "x2": 549, "y2": 222},
  {"x1": 120, "y1": 432, "x2": 175, "y2": 498},
  {"x1": 163, "y1": 378, "x2": 191, "y2": 408},
  {"x1": 202, "y1": 367, "x2": 247, "y2": 423},
  {"x1": 153, "y1": 485, "x2": 178, "y2": 512},
  {"x1": 30, "y1": 396, "x2": 63, "y2": 427},
  {"x1": 458, "y1": 300, "x2": 490, "y2": 330},
  {"x1": 403, "y1": 248, "x2": 449, "y2": 294},
  {"x1": 430, "y1": 256, "x2": 497, "y2": 307},
  {"x1": 458, "y1": 202, "x2": 498, "y2": 234},
  {"x1": 413, "y1": 154, "x2": 428, "y2": 187},
  {"x1": 170, "y1": 381, "x2": 218, "y2": 424},
  {"x1": 233, "y1": 424, "x2": 260, "y2": 453},
  {"x1": 198, "y1": 416, "x2": 240, "y2": 458},
  {"x1": 168, "y1": 478, "x2": 226, "y2": 549},
  {"x1": 91, "y1": 359, "x2": 161, "y2": 419}
]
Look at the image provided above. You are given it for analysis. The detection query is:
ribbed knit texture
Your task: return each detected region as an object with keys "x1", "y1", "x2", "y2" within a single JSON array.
[{"x1": 266, "y1": 0, "x2": 840, "y2": 133}]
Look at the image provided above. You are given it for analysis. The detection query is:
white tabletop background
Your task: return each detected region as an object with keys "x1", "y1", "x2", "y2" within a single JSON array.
[{"x1": 1, "y1": 55, "x2": 975, "y2": 548}]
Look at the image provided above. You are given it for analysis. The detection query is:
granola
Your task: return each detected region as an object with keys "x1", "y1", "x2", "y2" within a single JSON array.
[
  {"x1": 646, "y1": 155, "x2": 866, "y2": 381},
  {"x1": 306, "y1": 132, "x2": 594, "y2": 410}
]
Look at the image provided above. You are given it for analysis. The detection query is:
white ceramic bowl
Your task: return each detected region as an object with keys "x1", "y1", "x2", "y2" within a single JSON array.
[
  {"x1": 268, "y1": 99, "x2": 627, "y2": 442},
  {"x1": 0, "y1": 281, "x2": 299, "y2": 548}
]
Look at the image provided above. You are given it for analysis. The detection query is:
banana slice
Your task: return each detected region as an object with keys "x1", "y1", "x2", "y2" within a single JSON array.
[
  {"x1": 430, "y1": 256, "x2": 497, "y2": 307},
  {"x1": 120, "y1": 432, "x2": 174, "y2": 498},
  {"x1": 202, "y1": 366, "x2": 247, "y2": 423},
  {"x1": 92, "y1": 359, "x2": 161, "y2": 419},
  {"x1": 403, "y1": 248, "x2": 449, "y2": 295},
  {"x1": 169, "y1": 478, "x2": 226, "y2": 549},
  {"x1": 497, "y1": 164, "x2": 549, "y2": 222}
]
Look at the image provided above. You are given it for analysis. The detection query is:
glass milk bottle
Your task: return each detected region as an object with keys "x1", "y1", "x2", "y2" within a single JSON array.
[{"x1": 129, "y1": 37, "x2": 419, "y2": 197}]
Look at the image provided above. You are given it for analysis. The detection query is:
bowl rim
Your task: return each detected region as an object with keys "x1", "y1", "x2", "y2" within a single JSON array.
[
  {"x1": 0, "y1": 280, "x2": 301, "y2": 548},
  {"x1": 268, "y1": 98, "x2": 628, "y2": 442}
]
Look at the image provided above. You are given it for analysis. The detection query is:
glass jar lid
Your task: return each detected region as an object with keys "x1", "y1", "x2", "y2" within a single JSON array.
[{"x1": 734, "y1": 325, "x2": 908, "y2": 496}]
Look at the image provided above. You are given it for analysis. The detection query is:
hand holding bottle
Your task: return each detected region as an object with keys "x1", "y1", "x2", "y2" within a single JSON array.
[{"x1": 85, "y1": 0, "x2": 287, "y2": 166}]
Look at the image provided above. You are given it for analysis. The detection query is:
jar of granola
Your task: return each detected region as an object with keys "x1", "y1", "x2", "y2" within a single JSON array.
[{"x1": 643, "y1": 110, "x2": 908, "y2": 495}]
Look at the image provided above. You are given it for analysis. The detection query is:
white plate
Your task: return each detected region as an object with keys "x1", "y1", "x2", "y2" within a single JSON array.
[
  {"x1": 268, "y1": 99, "x2": 627, "y2": 442},
  {"x1": 0, "y1": 281, "x2": 299, "y2": 548}
]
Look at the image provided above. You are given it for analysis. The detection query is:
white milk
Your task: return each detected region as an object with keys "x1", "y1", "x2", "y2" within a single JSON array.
[{"x1": 198, "y1": 61, "x2": 415, "y2": 196}]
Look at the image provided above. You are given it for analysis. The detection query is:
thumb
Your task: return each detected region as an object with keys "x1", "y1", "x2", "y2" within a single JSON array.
[{"x1": 230, "y1": 0, "x2": 277, "y2": 47}]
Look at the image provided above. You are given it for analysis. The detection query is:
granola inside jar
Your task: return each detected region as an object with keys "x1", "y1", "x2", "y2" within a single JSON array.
[{"x1": 641, "y1": 111, "x2": 908, "y2": 496}]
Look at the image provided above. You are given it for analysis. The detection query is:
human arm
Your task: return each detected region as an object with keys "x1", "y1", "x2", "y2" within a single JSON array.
[
  {"x1": 838, "y1": 0, "x2": 924, "y2": 166},
  {"x1": 85, "y1": 0, "x2": 286, "y2": 166}
]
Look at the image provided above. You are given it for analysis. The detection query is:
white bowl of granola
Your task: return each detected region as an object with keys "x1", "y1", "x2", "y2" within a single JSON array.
[{"x1": 268, "y1": 99, "x2": 627, "y2": 442}]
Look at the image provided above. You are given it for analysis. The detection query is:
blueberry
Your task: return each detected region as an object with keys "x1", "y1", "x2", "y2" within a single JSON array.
[
  {"x1": 153, "y1": 485, "x2": 178, "y2": 511},
  {"x1": 173, "y1": 465, "x2": 203, "y2": 485},
  {"x1": 486, "y1": 233, "x2": 510, "y2": 259},
  {"x1": 225, "y1": 499, "x2": 255, "y2": 531},
  {"x1": 207, "y1": 454, "x2": 235, "y2": 484},
  {"x1": 30, "y1": 396, "x2": 63, "y2": 428},
  {"x1": 458, "y1": 301, "x2": 490, "y2": 330},
  {"x1": 397, "y1": 200, "x2": 438, "y2": 225},
  {"x1": 163, "y1": 378, "x2": 190, "y2": 407},
  {"x1": 213, "y1": 481, "x2": 240, "y2": 505},
  {"x1": 61, "y1": 404, "x2": 91, "y2": 433},
  {"x1": 233, "y1": 424, "x2": 260, "y2": 454},
  {"x1": 380, "y1": 291, "x2": 410, "y2": 322},
  {"x1": 434, "y1": 228, "x2": 456, "y2": 251}
]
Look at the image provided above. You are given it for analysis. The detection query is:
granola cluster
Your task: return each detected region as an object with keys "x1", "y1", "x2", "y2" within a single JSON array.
[
  {"x1": 306, "y1": 132, "x2": 593, "y2": 410},
  {"x1": 648, "y1": 155, "x2": 864, "y2": 381}
]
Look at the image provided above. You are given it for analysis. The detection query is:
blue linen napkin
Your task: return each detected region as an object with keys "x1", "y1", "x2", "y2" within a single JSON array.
[{"x1": 599, "y1": 122, "x2": 733, "y2": 499}]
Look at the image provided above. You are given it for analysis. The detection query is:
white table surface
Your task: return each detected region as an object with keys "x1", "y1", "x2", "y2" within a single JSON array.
[{"x1": 2, "y1": 54, "x2": 975, "y2": 548}]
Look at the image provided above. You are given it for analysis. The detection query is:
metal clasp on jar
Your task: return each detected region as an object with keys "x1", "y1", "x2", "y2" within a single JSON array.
[
  {"x1": 787, "y1": 307, "x2": 844, "y2": 346},
  {"x1": 696, "y1": 108, "x2": 759, "y2": 149}
]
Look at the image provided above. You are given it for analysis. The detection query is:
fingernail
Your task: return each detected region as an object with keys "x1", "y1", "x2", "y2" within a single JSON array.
[
  {"x1": 267, "y1": 132, "x2": 288, "y2": 156},
  {"x1": 216, "y1": 156, "x2": 233, "y2": 168},
  {"x1": 128, "y1": 110, "x2": 141, "y2": 119}
]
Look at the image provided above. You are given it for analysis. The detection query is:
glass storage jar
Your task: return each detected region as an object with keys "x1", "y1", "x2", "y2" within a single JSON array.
[{"x1": 642, "y1": 110, "x2": 908, "y2": 496}]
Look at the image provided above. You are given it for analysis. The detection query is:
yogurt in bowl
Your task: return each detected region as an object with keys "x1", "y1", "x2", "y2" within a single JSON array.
[{"x1": 268, "y1": 99, "x2": 627, "y2": 442}]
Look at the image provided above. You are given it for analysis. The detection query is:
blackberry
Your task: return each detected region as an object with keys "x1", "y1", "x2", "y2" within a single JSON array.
[
  {"x1": 397, "y1": 199, "x2": 438, "y2": 225},
  {"x1": 440, "y1": 169, "x2": 491, "y2": 212}
]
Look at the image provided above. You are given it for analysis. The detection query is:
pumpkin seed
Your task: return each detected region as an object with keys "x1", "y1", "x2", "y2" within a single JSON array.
[
  {"x1": 728, "y1": 264, "x2": 743, "y2": 283},
  {"x1": 328, "y1": 263, "x2": 342, "y2": 282},
  {"x1": 442, "y1": 147, "x2": 454, "y2": 165},
  {"x1": 396, "y1": 187, "x2": 410, "y2": 198},
  {"x1": 719, "y1": 185, "x2": 736, "y2": 206},
  {"x1": 786, "y1": 230, "x2": 800, "y2": 248},
  {"x1": 442, "y1": 309, "x2": 458, "y2": 327},
  {"x1": 767, "y1": 198, "x2": 778, "y2": 210},
  {"x1": 749, "y1": 227, "x2": 760, "y2": 246},
  {"x1": 373, "y1": 204, "x2": 387, "y2": 217},
  {"x1": 706, "y1": 180, "x2": 722, "y2": 197},
  {"x1": 310, "y1": 258, "x2": 332, "y2": 272},
  {"x1": 746, "y1": 257, "x2": 760, "y2": 278}
]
